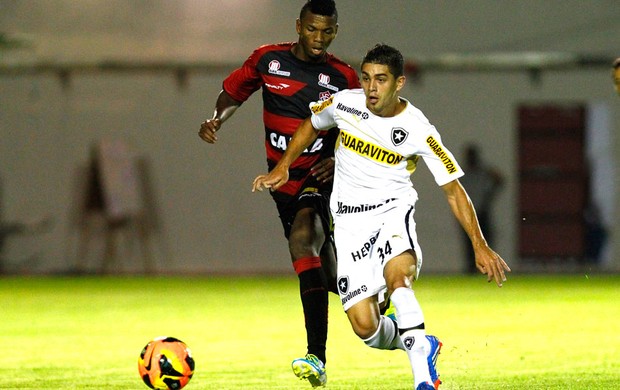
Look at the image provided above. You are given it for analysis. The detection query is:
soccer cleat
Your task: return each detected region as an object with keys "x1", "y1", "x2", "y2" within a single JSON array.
[
  {"x1": 426, "y1": 335, "x2": 443, "y2": 389},
  {"x1": 291, "y1": 354, "x2": 327, "y2": 387},
  {"x1": 416, "y1": 381, "x2": 436, "y2": 390}
]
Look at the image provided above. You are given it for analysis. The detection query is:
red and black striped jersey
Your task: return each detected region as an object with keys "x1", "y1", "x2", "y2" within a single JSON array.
[{"x1": 223, "y1": 42, "x2": 360, "y2": 196}]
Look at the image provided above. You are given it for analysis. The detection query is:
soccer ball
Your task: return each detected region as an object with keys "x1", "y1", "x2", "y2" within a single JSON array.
[{"x1": 138, "y1": 336, "x2": 195, "y2": 389}]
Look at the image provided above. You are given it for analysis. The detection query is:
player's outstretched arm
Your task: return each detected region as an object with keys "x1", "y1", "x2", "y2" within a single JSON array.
[
  {"x1": 441, "y1": 179, "x2": 511, "y2": 287},
  {"x1": 198, "y1": 90, "x2": 241, "y2": 144},
  {"x1": 252, "y1": 117, "x2": 320, "y2": 192}
]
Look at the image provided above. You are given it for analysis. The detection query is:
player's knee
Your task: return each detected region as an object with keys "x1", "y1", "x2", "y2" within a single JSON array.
[
  {"x1": 386, "y1": 275, "x2": 413, "y2": 295},
  {"x1": 384, "y1": 257, "x2": 416, "y2": 293},
  {"x1": 288, "y1": 235, "x2": 314, "y2": 259}
]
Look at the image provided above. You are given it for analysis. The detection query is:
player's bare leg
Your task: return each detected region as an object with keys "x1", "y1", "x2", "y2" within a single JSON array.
[{"x1": 346, "y1": 296, "x2": 402, "y2": 350}]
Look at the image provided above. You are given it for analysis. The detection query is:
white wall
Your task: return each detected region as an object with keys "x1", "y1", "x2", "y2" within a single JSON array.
[{"x1": 1, "y1": 1, "x2": 618, "y2": 274}]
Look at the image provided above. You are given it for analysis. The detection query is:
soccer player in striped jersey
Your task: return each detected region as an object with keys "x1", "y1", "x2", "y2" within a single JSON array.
[{"x1": 199, "y1": 1, "x2": 359, "y2": 387}]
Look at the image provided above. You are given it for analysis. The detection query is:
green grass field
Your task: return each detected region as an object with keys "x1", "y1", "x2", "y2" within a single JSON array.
[{"x1": 1, "y1": 274, "x2": 618, "y2": 389}]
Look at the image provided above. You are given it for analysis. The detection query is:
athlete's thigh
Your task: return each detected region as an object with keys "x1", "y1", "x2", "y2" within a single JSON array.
[
  {"x1": 374, "y1": 203, "x2": 423, "y2": 281},
  {"x1": 291, "y1": 207, "x2": 324, "y2": 241},
  {"x1": 334, "y1": 215, "x2": 385, "y2": 311},
  {"x1": 289, "y1": 189, "x2": 331, "y2": 246}
]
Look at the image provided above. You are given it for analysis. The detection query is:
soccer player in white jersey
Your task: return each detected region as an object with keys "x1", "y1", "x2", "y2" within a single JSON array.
[{"x1": 253, "y1": 44, "x2": 511, "y2": 390}]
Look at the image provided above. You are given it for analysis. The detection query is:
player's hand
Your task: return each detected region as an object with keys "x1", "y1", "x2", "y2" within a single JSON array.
[
  {"x1": 311, "y1": 157, "x2": 335, "y2": 184},
  {"x1": 252, "y1": 167, "x2": 289, "y2": 192},
  {"x1": 199, "y1": 118, "x2": 221, "y2": 144},
  {"x1": 475, "y1": 246, "x2": 511, "y2": 287}
]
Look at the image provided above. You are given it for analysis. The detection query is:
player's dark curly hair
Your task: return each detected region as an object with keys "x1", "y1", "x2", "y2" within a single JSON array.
[
  {"x1": 362, "y1": 44, "x2": 404, "y2": 78},
  {"x1": 300, "y1": 0, "x2": 338, "y2": 21}
]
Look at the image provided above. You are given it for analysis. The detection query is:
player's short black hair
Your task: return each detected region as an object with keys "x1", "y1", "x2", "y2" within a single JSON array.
[
  {"x1": 613, "y1": 57, "x2": 620, "y2": 69},
  {"x1": 300, "y1": 0, "x2": 338, "y2": 21},
  {"x1": 361, "y1": 44, "x2": 405, "y2": 78}
]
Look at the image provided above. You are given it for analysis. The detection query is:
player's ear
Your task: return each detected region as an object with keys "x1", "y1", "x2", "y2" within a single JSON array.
[
  {"x1": 296, "y1": 18, "x2": 302, "y2": 35},
  {"x1": 396, "y1": 75, "x2": 406, "y2": 92}
]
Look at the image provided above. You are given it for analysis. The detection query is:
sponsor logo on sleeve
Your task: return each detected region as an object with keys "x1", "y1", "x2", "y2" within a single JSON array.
[
  {"x1": 426, "y1": 135, "x2": 458, "y2": 174},
  {"x1": 310, "y1": 95, "x2": 334, "y2": 114}
]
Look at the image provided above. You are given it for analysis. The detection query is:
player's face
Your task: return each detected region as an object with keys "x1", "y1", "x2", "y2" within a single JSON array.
[
  {"x1": 295, "y1": 12, "x2": 338, "y2": 62},
  {"x1": 613, "y1": 67, "x2": 620, "y2": 96},
  {"x1": 361, "y1": 63, "x2": 405, "y2": 117}
]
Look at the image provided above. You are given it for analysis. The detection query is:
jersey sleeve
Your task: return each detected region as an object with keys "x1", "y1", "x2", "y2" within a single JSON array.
[
  {"x1": 309, "y1": 95, "x2": 338, "y2": 130},
  {"x1": 420, "y1": 127, "x2": 464, "y2": 186},
  {"x1": 222, "y1": 47, "x2": 264, "y2": 103}
]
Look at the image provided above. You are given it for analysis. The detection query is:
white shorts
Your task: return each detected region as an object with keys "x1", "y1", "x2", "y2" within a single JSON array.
[{"x1": 333, "y1": 201, "x2": 423, "y2": 311}]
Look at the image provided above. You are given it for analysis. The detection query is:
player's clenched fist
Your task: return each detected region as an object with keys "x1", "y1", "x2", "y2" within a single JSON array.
[{"x1": 198, "y1": 118, "x2": 221, "y2": 143}]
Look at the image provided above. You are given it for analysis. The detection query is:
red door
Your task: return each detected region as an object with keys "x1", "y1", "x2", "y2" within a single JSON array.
[{"x1": 518, "y1": 104, "x2": 588, "y2": 259}]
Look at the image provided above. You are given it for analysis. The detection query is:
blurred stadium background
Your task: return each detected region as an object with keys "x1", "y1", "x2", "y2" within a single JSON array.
[{"x1": 1, "y1": 0, "x2": 618, "y2": 276}]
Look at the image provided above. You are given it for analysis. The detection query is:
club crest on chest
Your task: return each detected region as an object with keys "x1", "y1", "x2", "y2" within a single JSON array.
[{"x1": 391, "y1": 127, "x2": 408, "y2": 146}]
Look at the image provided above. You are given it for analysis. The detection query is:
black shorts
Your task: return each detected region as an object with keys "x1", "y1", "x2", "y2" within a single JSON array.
[{"x1": 270, "y1": 179, "x2": 333, "y2": 240}]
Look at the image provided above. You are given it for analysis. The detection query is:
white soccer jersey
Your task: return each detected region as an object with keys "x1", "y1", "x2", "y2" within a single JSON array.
[{"x1": 309, "y1": 88, "x2": 464, "y2": 215}]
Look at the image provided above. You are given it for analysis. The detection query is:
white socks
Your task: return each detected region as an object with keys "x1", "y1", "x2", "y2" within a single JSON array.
[
  {"x1": 363, "y1": 315, "x2": 402, "y2": 350},
  {"x1": 391, "y1": 287, "x2": 432, "y2": 387},
  {"x1": 360, "y1": 287, "x2": 433, "y2": 387}
]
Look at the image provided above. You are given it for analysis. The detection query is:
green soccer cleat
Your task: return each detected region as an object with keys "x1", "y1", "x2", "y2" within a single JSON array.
[{"x1": 291, "y1": 354, "x2": 327, "y2": 387}]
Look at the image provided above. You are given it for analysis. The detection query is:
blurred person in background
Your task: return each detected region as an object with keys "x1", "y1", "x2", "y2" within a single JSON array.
[
  {"x1": 613, "y1": 57, "x2": 620, "y2": 95},
  {"x1": 458, "y1": 144, "x2": 504, "y2": 274}
]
